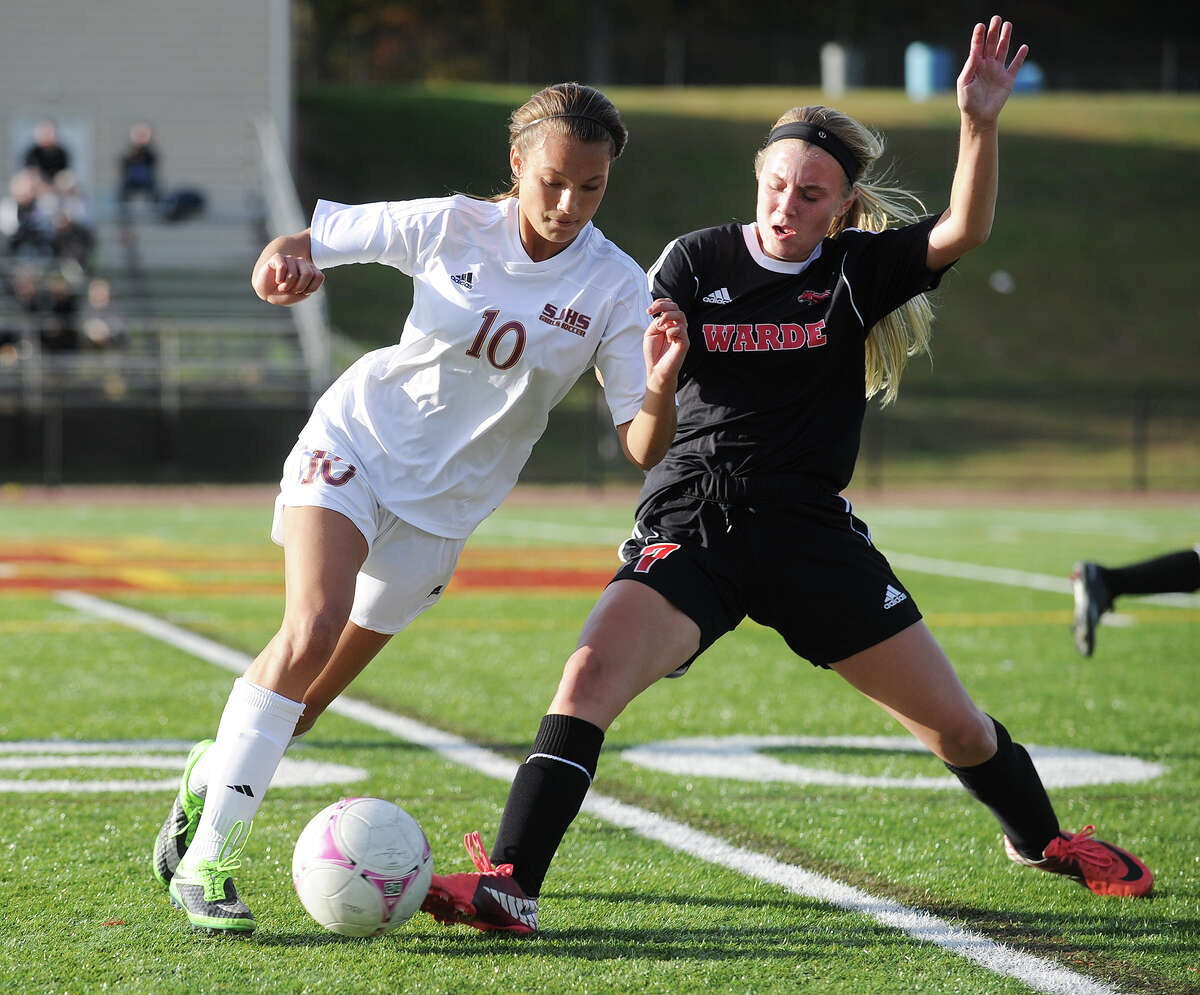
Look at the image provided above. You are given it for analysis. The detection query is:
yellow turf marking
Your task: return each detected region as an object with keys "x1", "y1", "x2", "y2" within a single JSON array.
[{"x1": 112, "y1": 567, "x2": 184, "y2": 591}]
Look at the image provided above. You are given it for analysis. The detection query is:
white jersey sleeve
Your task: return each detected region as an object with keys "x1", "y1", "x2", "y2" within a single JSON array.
[
  {"x1": 309, "y1": 198, "x2": 449, "y2": 275},
  {"x1": 593, "y1": 270, "x2": 651, "y2": 427}
]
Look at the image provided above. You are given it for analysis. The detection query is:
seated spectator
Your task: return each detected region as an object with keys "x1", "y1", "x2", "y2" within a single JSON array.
[
  {"x1": 23, "y1": 120, "x2": 71, "y2": 190},
  {"x1": 38, "y1": 269, "x2": 80, "y2": 353},
  {"x1": 46, "y1": 169, "x2": 90, "y2": 225},
  {"x1": 45, "y1": 171, "x2": 95, "y2": 268},
  {"x1": 9, "y1": 264, "x2": 43, "y2": 313},
  {"x1": 1, "y1": 266, "x2": 35, "y2": 362},
  {"x1": 0, "y1": 169, "x2": 54, "y2": 258},
  {"x1": 0, "y1": 330, "x2": 18, "y2": 365},
  {"x1": 81, "y1": 277, "x2": 126, "y2": 349},
  {"x1": 118, "y1": 122, "x2": 160, "y2": 210},
  {"x1": 2, "y1": 264, "x2": 43, "y2": 357}
]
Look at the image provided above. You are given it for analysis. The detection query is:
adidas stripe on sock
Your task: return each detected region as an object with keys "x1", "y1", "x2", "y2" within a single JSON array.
[{"x1": 180, "y1": 678, "x2": 304, "y2": 868}]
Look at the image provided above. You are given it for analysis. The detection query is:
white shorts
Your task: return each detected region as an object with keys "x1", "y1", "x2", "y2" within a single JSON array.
[{"x1": 272, "y1": 441, "x2": 467, "y2": 635}]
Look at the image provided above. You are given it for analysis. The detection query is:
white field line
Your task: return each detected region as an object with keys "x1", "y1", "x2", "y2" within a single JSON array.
[
  {"x1": 886, "y1": 552, "x2": 1075, "y2": 595},
  {"x1": 887, "y1": 552, "x2": 1198, "y2": 608},
  {"x1": 54, "y1": 589, "x2": 1126, "y2": 995}
]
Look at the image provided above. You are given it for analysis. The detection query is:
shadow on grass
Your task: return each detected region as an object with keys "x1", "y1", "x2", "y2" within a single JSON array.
[
  {"x1": 255, "y1": 922, "x2": 891, "y2": 960},
  {"x1": 236, "y1": 890, "x2": 1197, "y2": 993}
]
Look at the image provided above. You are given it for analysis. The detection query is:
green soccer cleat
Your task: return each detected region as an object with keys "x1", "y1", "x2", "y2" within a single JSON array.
[
  {"x1": 168, "y1": 821, "x2": 255, "y2": 933},
  {"x1": 152, "y1": 739, "x2": 213, "y2": 887}
]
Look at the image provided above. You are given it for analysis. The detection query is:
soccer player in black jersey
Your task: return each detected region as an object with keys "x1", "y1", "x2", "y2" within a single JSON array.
[
  {"x1": 1072, "y1": 547, "x2": 1200, "y2": 656},
  {"x1": 422, "y1": 17, "x2": 1153, "y2": 934}
]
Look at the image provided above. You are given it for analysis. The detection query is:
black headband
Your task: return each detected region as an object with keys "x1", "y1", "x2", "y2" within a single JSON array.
[{"x1": 765, "y1": 122, "x2": 860, "y2": 184}]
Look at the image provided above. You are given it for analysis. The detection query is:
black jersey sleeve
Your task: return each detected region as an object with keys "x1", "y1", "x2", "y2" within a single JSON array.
[
  {"x1": 647, "y1": 236, "x2": 700, "y2": 310},
  {"x1": 838, "y1": 214, "x2": 949, "y2": 332}
]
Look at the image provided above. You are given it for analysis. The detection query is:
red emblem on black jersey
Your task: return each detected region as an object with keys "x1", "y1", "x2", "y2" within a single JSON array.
[{"x1": 633, "y1": 542, "x2": 681, "y2": 573}]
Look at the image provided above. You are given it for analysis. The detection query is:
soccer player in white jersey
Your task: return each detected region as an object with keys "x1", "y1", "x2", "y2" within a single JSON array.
[
  {"x1": 153, "y1": 82, "x2": 689, "y2": 933},
  {"x1": 423, "y1": 18, "x2": 1151, "y2": 936}
]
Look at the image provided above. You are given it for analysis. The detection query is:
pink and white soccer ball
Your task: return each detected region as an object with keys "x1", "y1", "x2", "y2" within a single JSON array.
[{"x1": 292, "y1": 796, "x2": 433, "y2": 937}]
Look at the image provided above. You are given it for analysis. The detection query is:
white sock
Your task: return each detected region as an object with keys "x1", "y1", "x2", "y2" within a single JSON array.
[
  {"x1": 180, "y1": 678, "x2": 304, "y2": 868},
  {"x1": 187, "y1": 715, "x2": 311, "y2": 797}
]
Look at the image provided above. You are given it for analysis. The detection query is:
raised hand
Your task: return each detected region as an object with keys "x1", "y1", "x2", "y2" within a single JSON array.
[
  {"x1": 643, "y1": 297, "x2": 689, "y2": 390},
  {"x1": 957, "y1": 16, "x2": 1029, "y2": 125}
]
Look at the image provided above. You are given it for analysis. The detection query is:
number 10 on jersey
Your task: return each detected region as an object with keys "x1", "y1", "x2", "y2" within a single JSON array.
[{"x1": 466, "y1": 309, "x2": 526, "y2": 370}]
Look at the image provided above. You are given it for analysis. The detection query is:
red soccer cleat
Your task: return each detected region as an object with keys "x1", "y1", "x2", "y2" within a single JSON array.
[
  {"x1": 420, "y1": 831, "x2": 538, "y2": 934},
  {"x1": 1004, "y1": 825, "x2": 1153, "y2": 897}
]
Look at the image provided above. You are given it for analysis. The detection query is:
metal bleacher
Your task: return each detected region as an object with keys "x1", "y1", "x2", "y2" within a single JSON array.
[{"x1": 0, "y1": 121, "x2": 332, "y2": 482}]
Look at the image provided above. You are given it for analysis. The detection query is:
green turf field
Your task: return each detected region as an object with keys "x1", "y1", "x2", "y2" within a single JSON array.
[{"x1": 1, "y1": 489, "x2": 1197, "y2": 994}]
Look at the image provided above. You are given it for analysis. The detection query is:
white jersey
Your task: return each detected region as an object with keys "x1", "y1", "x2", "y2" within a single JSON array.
[{"x1": 299, "y1": 195, "x2": 650, "y2": 539}]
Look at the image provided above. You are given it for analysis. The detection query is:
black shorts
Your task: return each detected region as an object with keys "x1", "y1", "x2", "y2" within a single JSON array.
[{"x1": 612, "y1": 487, "x2": 922, "y2": 673}]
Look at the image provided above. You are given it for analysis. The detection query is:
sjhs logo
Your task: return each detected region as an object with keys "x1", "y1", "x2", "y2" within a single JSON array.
[
  {"x1": 300, "y1": 449, "x2": 358, "y2": 486},
  {"x1": 539, "y1": 302, "x2": 592, "y2": 337}
]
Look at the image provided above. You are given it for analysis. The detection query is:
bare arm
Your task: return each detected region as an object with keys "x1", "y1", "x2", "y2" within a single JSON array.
[
  {"x1": 927, "y1": 16, "x2": 1028, "y2": 273},
  {"x1": 615, "y1": 297, "x2": 689, "y2": 470},
  {"x1": 251, "y1": 228, "x2": 325, "y2": 306}
]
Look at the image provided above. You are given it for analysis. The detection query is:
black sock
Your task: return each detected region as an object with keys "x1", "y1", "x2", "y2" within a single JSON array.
[
  {"x1": 944, "y1": 716, "x2": 1060, "y2": 861},
  {"x1": 1103, "y1": 549, "x2": 1200, "y2": 598},
  {"x1": 491, "y1": 713, "x2": 604, "y2": 898}
]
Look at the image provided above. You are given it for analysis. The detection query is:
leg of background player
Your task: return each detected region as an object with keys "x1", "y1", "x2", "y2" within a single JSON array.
[{"x1": 1073, "y1": 546, "x2": 1200, "y2": 656}]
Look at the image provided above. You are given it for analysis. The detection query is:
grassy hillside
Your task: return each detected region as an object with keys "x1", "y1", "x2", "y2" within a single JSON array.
[{"x1": 296, "y1": 84, "x2": 1200, "y2": 390}]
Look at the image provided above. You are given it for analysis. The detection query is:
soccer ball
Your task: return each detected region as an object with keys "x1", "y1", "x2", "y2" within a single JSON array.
[{"x1": 292, "y1": 796, "x2": 433, "y2": 937}]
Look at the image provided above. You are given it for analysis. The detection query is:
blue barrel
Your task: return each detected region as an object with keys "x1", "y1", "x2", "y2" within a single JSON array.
[{"x1": 905, "y1": 42, "x2": 953, "y2": 101}]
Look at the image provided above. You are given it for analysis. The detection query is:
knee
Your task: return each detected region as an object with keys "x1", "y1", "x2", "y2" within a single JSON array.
[
  {"x1": 276, "y1": 608, "x2": 346, "y2": 671},
  {"x1": 937, "y1": 709, "x2": 997, "y2": 767},
  {"x1": 552, "y1": 645, "x2": 636, "y2": 726},
  {"x1": 557, "y1": 645, "x2": 612, "y2": 702}
]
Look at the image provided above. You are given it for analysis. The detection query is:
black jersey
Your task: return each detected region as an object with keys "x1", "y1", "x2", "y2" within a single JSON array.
[{"x1": 644, "y1": 215, "x2": 947, "y2": 502}]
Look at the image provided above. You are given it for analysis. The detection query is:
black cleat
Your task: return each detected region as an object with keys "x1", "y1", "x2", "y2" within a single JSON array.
[{"x1": 1071, "y1": 562, "x2": 1111, "y2": 657}]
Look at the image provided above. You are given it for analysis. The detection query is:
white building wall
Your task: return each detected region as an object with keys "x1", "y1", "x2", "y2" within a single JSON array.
[{"x1": 0, "y1": 1, "x2": 289, "y2": 217}]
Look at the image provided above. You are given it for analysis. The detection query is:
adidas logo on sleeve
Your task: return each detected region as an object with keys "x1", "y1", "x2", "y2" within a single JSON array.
[{"x1": 883, "y1": 585, "x2": 908, "y2": 610}]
